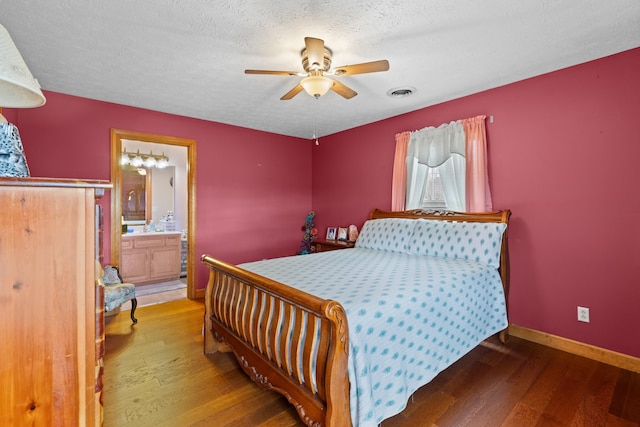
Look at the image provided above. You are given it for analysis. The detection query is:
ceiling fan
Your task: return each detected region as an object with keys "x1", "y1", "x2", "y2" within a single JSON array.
[{"x1": 245, "y1": 37, "x2": 389, "y2": 100}]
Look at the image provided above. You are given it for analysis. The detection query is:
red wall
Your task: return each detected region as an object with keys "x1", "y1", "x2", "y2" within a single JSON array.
[
  {"x1": 7, "y1": 47, "x2": 639, "y2": 359},
  {"x1": 312, "y1": 47, "x2": 640, "y2": 358},
  {"x1": 9, "y1": 92, "x2": 312, "y2": 292}
]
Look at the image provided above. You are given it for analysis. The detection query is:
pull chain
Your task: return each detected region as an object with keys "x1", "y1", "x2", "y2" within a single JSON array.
[{"x1": 313, "y1": 96, "x2": 319, "y2": 145}]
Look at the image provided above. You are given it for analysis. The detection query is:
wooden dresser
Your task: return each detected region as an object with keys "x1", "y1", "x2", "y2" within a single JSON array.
[{"x1": 0, "y1": 177, "x2": 111, "y2": 427}]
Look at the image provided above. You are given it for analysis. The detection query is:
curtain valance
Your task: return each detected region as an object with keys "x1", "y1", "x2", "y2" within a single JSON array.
[{"x1": 407, "y1": 121, "x2": 465, "y2": 167}]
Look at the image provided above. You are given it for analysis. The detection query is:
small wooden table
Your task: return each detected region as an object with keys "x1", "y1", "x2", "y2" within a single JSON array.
[{"x1": 314, "y1": 239, "x2": 355, "y2": 252}]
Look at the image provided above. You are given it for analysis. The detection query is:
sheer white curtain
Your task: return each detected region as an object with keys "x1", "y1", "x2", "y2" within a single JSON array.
[{"x1": 405, "y1": 121, "x2": 466, "y2": 210}]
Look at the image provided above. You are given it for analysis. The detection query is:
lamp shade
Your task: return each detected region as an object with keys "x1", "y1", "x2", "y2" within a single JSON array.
[
  {"x1": 0, "y1": 24, "x2": 46, "y2": 108},
  {"x1": 301, "y1": 75, "x2": 333, "y2": 98}
]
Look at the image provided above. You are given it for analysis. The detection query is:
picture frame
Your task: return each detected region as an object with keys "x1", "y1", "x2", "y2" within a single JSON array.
[
  {"x1": 326, "y1": 227, "x2": 337, "y2": 240},
  {"x1": 347, "y1": 224, "x2": 359, "y2": 242},
  {"x1": 337, "y1": 227, "x2": 348, "y2": 241}
]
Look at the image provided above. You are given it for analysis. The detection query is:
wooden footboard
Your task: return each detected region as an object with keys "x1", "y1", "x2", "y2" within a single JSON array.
[{"x1": 201, "y1": 255, "x2": 351, "y2": 427}]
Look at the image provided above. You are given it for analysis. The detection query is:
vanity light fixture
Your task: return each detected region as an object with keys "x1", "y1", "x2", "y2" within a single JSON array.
[{"x1": 121, "y1": 149, "x2": 169, "y2": 169}]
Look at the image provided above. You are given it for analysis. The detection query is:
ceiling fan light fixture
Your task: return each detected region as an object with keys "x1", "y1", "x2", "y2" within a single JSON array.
[
  {"x1": 301, "y1": 75, "x2": 333, "y2": 98},
  {"x1": 245, "y1": 37, "x2": 388, "y2": 100}
]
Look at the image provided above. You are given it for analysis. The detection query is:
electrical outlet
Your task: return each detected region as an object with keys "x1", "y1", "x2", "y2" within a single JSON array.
[{"x1": 577, "y1": 306, "x2": 590, "y2": 323}]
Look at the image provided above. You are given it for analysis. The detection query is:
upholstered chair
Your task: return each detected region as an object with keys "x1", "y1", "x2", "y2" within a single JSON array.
[{"x1": 102, "y1": 265, "x2": 138, "y2": 324}]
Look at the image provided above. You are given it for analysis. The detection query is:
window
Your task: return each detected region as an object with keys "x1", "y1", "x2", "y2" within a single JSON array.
[
  {"x1": 420, "y1": 167, "x2": 447, "y2": 209},
  {"x1": 404, "y1": 122, "x2": 466, "y2": 212},
  {"x1": 392, "y1": 115, "x2": 492, "y2": 213}
]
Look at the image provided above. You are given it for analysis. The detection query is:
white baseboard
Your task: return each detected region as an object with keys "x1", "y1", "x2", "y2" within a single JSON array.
[{"x1": 509, "y1": 324, "x2": 640, "y2": 374}]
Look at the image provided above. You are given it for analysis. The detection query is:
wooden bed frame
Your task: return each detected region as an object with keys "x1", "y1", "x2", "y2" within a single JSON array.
[{"x1": 202, "y1": 208, "x2": 511, "y2": 427}]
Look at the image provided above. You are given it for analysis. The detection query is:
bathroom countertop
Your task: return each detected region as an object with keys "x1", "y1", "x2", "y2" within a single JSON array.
[{"x1": 122, "y1": 231, "x2": 182, "y2": 237}]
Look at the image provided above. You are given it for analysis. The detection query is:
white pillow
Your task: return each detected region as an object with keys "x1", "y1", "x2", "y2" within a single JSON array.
[
  {"x1": 407, "y1": 219, "x2": 506, "y2": 268},
  {"x1": 355, "y1": 218, "x2": 416, "y2": 253}
]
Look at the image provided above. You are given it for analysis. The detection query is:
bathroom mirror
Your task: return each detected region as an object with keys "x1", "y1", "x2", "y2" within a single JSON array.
[
  {"x1": 121, "y1": 165, "x2": 176, "y2": 226},
  {"x1": 121, "y1": 166, "x2": 151, "y2": 225}
]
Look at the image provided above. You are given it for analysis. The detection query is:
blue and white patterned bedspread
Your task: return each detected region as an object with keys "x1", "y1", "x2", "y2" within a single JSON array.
[{"x1": 240, "y1": 248, "x2": 507, "y2": 426}]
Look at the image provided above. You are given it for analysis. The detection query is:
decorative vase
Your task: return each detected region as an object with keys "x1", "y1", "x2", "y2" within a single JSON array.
[{"x1": 0, "y1": 122, "x2": 30, "y2": 177}]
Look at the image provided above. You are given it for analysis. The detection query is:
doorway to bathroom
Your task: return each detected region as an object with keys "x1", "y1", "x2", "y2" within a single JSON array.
[{"x1": 110, "y1": 129, "x2": 196, "y2": 302}]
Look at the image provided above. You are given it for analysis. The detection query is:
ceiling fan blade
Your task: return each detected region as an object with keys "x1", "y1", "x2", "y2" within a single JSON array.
[
  {"x1": 245, "y1": 69, "x2": 299, "y2": 76},
  {"x1": 304, "y1": 37, "x2": 325, "y2": 70},
  {"x1": 332, "y1": 60, "x2": 389, "y2": 76},
  {"x1": 330, "y1": 79, "x2": 357, "y2": 99},
  {"x1": 280, "y1": 84, "x2": 304, "y2": 100}
]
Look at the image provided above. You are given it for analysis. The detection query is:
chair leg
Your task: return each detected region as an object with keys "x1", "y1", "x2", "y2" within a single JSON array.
[{"x1": 130, "y1": 298, "x2": 138, "y2": 324}]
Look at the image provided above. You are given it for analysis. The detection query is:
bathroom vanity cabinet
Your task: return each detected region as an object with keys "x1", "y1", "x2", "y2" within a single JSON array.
[{"x1": 121, "y1": 231, "x2": 182, "y2": 284}]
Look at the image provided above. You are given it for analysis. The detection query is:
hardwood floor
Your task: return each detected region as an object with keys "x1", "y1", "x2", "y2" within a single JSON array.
[{"x1": 104, "y1": 299, "x2": 640, "y2": 427}]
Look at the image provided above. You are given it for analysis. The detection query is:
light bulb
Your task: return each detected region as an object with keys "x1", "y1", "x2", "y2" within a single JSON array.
[
  {"x1": 156, "y1": 156, "x2": 169, "y2": 168},
  {"x1": 144, "y1": 156, "x2": 157, "y2": 168},
  {"x1": 131, "y1": 155, "x2": 143, "y2": 167}
]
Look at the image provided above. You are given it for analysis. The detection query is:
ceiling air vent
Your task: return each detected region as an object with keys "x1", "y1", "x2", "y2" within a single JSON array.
[{"x1": 387, "y1": 87, "x2": 416, "y2": 98}]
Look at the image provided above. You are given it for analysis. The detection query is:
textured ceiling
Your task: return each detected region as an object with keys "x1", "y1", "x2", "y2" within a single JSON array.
[{"x1": 1, "y1": 1, "x2": 639, "y2": 139}]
